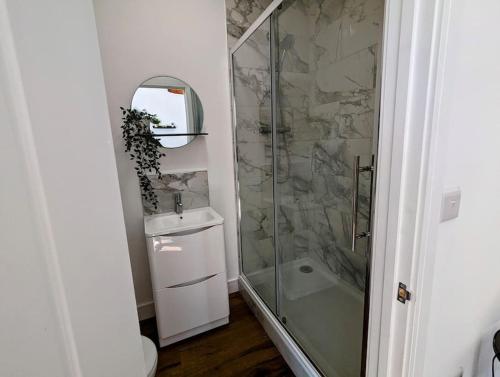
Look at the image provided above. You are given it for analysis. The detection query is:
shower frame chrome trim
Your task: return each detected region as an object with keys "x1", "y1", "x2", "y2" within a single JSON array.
[
  {"x1": 239, "y1": 275, "x2": 321, "y2": 377},
  {"x1": 228, "y1": 43, "x2": 243, "y2": 284},
  {"x1": 269, "y1": 9, "x2": 282, "y2": 320},
  {"x1": 229, "y1": 0, "x2": 284, "y2": 56}
]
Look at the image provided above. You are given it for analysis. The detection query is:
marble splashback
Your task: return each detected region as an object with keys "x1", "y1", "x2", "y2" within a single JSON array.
[
  {"x1": 231, "y1": 0, "x2": 384, "y2": 293},
  {"x1": 142, "y1": 170, "x2": 209, "y2": 215}
]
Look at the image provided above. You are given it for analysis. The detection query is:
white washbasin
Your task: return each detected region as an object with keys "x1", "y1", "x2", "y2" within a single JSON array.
[{"x1": 144, "y1": 207, "x2": 224, "y2": 237}]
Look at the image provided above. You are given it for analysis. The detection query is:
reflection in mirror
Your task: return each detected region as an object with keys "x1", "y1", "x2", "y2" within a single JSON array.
[{"x1": 131, "y1": 76, "x2": 204, "y2": 148}]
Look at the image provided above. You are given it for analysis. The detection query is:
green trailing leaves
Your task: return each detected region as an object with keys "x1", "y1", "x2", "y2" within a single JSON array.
[{"x1": 120, "y1": 107, "x2": 165, "y2": 210}]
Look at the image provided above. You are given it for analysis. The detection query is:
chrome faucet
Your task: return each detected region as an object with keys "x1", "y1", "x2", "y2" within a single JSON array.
[{"x1": 174, "y1": 192, "x2": 183, "y2": 215}]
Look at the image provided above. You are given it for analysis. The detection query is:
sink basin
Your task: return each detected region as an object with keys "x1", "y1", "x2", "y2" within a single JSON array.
[{"x1": 144, "y1": 207, "x2": 224, "y2": 237}]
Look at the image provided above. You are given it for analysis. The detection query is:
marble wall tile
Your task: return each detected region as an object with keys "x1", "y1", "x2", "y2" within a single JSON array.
[
  {"x1": 314, "y1": 48, "x2": 376, "y2": 93},
  {"x1": 309, "y1": 0, "x2": 383, "y2": 61},
  {"x1": 241, "y1": 234, "x2": 274, "y2": 272},
  {"x1": 279, "y1": 35, "x2": 310, "y2": 74},
  {"x1": 313, "y1": 242, "x2": 367, "y2": 290},
  {"x1": 277, "y1": 3, "x2": 311, "y2": 38},
  {"x1": 232, "y1": 106, "x2": 272, "y2": 144},
  {"x1": 143, "y1": 171, "x2": 209, "y2": 215},
  {"x1": 233, "y1": 67, "x2": 272, "y2": 108}
]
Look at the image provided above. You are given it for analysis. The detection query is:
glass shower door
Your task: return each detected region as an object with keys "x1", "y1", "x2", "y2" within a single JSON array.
[
  {"x1": 274, "y1": 0, "x2": 383, "y2": 376},
  {"x1": 232, "y1": 17, "x2": 277, "y2": 313}
]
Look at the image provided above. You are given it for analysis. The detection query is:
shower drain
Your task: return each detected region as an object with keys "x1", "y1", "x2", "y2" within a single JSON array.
[{"x1": 299, "y1": 265, "x2": 313, "y2": 274}]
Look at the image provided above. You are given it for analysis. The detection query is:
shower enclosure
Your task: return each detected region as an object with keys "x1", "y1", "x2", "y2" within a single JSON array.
[{"x1": 231, "y1": 0, "x2": 384, "y2": 375}]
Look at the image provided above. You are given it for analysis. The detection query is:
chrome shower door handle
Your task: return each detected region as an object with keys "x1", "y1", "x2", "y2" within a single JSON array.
[
  {"x1": 351, "y1": 155, "x2": 374, "y2": 252},
  {"x1": 351, "y1": 156, "x2": 360, "y2": 252}
]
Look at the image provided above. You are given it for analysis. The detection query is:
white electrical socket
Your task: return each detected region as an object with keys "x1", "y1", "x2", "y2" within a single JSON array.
[{"x1": 441, "y1": 188, "x2": 461, "y2": 222}]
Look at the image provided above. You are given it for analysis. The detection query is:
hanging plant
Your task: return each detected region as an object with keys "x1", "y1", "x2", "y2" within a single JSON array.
[{"x1": 120, "y1": 107, "x2": 165, "y2": 210}]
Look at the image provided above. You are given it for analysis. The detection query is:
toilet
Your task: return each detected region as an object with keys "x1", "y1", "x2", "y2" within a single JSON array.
[{"x1": 141, "y1": 336, "x2": 158, "y2": 377}]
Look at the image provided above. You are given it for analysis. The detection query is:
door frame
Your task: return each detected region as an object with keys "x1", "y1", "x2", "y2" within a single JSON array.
[
  {"x1": 368, "y1": 0, "x2": 452, "y2": 376},
  {"x1": 228, "y1": 0, "x2": 447, "y2": 375}
]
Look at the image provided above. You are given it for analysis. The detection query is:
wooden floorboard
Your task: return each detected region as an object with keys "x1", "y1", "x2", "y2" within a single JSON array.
[{"x1": 140, "y1": 292, "x2": 295, "y2": 377}]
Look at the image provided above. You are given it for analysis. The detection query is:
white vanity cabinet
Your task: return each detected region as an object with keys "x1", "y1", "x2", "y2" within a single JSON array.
[{"x1": 144, "y1": 208, "x2": 229, "y2": 347}]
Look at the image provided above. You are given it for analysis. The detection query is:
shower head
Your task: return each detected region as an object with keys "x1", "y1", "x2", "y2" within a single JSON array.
[
  {"x1": 279, "y1": 34, "x2": 295, "y2": 69},
  {"x1": 280, "y1": 34, "x2": 295, "y2": 52}
]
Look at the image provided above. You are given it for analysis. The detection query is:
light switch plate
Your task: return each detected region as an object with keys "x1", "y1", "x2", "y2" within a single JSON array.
[{"x1": 441, "y1": 188, "x2": 461, "y2": 222}]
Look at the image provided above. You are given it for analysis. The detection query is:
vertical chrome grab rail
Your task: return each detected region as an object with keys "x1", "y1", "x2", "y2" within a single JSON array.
[
  {"x1": 351, "y1": 155, "x2": 374, "y2": 252},
  {"x1": 351, "y1": 156, "x2": 361, "y2": 251}
]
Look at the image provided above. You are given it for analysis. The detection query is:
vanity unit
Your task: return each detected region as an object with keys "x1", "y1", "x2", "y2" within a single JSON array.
[{"x1": 144, "y1": 207, "x2": 229, "y2": 347}]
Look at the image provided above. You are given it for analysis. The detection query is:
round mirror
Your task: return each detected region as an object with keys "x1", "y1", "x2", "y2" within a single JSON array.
[{"x1": 131, "y1": 76, "x2": 204, "y2": 149}]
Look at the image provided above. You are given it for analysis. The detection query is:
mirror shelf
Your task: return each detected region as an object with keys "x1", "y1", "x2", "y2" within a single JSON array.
[
  {"x1": 140, "y1": 132, "x2": 208, "y2": 137},
  {"x1": 131, "y1": 75, "x2": 205, "y2": 149}
]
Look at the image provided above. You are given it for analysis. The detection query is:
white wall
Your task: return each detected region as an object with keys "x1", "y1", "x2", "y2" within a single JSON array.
[
  {"x1": 0, "y1": 0, "x2": 145, "y2": 376},
  {"x1": 93, "y1": 0, "x2": 239, "y2": 315},
  {"x1": 416, "y1": 1, "x2": 500, "y2": 376}
]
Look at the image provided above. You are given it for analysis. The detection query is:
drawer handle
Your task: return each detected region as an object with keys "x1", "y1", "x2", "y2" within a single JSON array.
[
  {"x1": 161, "y1": 225, "x2": 215, "y2": 237},
  {"x1": 167, "y1": 274, "x2": 217, "y2": 288}
]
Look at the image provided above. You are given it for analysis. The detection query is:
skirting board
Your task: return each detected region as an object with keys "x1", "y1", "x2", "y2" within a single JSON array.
[
  {"x1": 227, "y1": 277, "x2": 240, "y2": 294},
  {"x1": 137, "y1": 278, "x2": 239, "y2": 321},
  {"x1": 137, "y1": 300, "x2": 155, "y2": 321}
]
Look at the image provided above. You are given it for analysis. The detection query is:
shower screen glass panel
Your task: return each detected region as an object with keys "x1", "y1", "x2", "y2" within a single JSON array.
[
  {"x1": 233, "y1": 17, "x2": 276, "y2": 313},
  {"x1": 274, "y1": 0, "x2": 382, "y2": 375}
]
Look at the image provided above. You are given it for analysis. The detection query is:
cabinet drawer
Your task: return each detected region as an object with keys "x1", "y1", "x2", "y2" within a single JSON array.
[
  {"x1": 146, "y1": 224, "x2": 225, "y2": 289},
  {"x1": 154, "y1": 272, "x2": 229, "y2": 340}
]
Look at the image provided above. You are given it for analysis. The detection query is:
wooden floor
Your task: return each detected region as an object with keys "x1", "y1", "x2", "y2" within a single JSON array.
[{"x1": 140, "y1": 292, "x2": 294, "y2": 377}]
